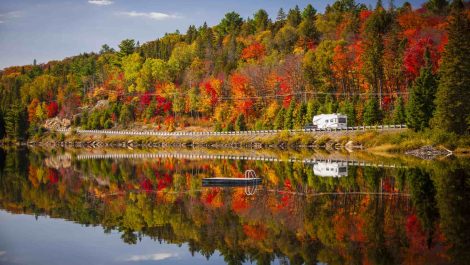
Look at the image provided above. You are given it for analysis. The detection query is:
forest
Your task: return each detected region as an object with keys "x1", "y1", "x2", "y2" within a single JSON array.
[{"x1": 0, "y1": 0, "x2": 469, "y2": 141}]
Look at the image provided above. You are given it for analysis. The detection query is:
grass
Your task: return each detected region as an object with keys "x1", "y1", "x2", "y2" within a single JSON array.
[{"x1": 352, "y1": 129, "x2": 470, "y2": 153}]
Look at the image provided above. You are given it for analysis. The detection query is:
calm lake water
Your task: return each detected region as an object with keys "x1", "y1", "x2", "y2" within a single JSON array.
[{"x1": 0, "y1": 148, "x2": 469, "y2": 265}]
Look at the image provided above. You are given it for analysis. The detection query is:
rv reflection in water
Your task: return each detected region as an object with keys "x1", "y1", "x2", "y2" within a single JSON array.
[{"x1": 313, "y1": 161, "x2": 348, "y2": 177}]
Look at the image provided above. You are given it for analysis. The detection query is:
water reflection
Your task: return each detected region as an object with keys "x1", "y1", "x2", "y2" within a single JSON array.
[
  {"x1": 313, "y1": 161, "x2": 348, "y2": 177},
  {"x1": 0, "y1": 148, "x2": 469, "y2": 265}
]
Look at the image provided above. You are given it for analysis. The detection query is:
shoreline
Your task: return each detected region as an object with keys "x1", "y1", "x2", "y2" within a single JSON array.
[{"x1": 2, "y1": 128, "x2": 469, "y2": 156}]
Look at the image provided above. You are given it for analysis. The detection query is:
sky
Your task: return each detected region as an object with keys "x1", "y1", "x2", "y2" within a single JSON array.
[{"x1": 0, "y1": 0, "x2": 427, "y2": 70}]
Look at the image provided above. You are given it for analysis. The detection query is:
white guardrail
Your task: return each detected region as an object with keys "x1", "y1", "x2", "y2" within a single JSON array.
[{"x1": 55, "y1": 124, "x2": 407, "y2": 137}]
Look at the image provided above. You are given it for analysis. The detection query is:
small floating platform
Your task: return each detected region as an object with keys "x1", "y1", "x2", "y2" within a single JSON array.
[{"x1": 202, "y1": 177, "x2": 262, "y2": 187}]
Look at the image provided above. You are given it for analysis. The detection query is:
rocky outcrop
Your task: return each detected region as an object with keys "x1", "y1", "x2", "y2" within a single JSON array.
[
  {"x1": 90, "y1": 100, "x2": 109, "y2": 112},
  {"x1": 44, "y1": 117, "x2": 71, "y2": 130},
  {"x1": 405, "y1": 145, "x2": 452, "y2": 160}
]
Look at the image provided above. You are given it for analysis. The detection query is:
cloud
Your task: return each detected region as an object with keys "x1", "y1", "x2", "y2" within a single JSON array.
[
  {"x1": 0, "y1": 11, "x2": 22, "y2": 24},
  {"x1": 125, "y1": 253, "x2": 176, "y2": 262},
  {"x1": 88, "y1": 0, "x2": 114, "y2": 5},
  {"x1": 0, "y1": 11, "x2": 22, "y2": 19},
  {"x1": 0, "y1": 251, "x2": 5, "y2": 256},
  {"x1": 118, "y1": 11, "x2": 181, "y2": 20}
]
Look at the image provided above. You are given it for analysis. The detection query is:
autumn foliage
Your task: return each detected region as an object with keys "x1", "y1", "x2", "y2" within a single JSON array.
[
  {"x1": 46, "y1": 102, "x2": 59, "y2": 118},
  {"x1": 241, "y1": 43, "x2": 266, "y2": 61},
  {"x1": 1, "y1": 1, "x2": 468, "y2": 135}
]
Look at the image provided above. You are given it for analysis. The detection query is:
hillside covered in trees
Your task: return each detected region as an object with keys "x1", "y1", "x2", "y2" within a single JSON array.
[{"x1": 0, "y1": 0, "x2": 469, "y2": 141}]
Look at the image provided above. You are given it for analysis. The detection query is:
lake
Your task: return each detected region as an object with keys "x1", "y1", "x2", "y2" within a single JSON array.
[{"x1": 0, "y1": 148, "x2": 469, "y2": 265}]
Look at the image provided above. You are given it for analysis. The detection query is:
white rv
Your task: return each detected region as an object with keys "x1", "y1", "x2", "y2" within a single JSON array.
[
  {"x1": 313, "y1": 161, "x2": 348, "y2": 177},
  {"x1": 312, "y1": 113, "x2": 347, "y2": 129}
]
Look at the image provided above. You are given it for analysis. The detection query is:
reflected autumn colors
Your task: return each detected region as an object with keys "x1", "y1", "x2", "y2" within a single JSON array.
[{"x1": 0, "y1": 148, "x2": 469, "y2": 265}]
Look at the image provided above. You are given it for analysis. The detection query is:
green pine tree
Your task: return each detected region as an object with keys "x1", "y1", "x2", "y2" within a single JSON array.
[
  {"x1": 144, "y1": 100, "x2": 157, "y2": 121},
  {"x1": 235, "y1": 114, "x2": 247, "y2": 131},
  {"x1": 406, "y1": 49, "x2": 437, "y2": 131},
  {"x1": 284, "y1": 101, "x2": 295, "y2": 129},
  {"x1": 299, "y1": 4, "x2": 319, "y2": 45},
  {"x1": 214, "y1": 121, "x2": 222, "y2": 132},
  {"x1": 4, "y1": 104, "x2": 28, "y2": 141},
  {"x1": 339, "y1": 101, "x2": 356, "y2": 126},
  {"x1": 393, "y1": 96, "x2": 406, "y2": 124},
  {"x1": 0, "y1": 110, "x2": 5, "y2": 139},
  {"x1": 225, "y1": 121, "x2": 234, "y2": 132},
  {"x1": 305, "y1": 99, "x2": 320, "y2": 125},
  {"x1": 274, "y1": 109, "x2": 286, "y2": 130},
  {"x1": 431, "y1": 0, "x2": 470, "y2": 134},
  {"x1": 363, "y1": 95, "x2": 381, "y2": 125},
  {"x1": 119, "y1": 105, "x2": 134, "y2": 127},
  {"x1": 294, "y1": 103, "x2": 307, "y2": 129}
]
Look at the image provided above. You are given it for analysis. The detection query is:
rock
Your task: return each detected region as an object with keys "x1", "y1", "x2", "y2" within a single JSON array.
[
  {"x1": 43, "y1": 117, "x2": 71, "y2": 131},
  {"x1": 91, "y1": 100, "x2": 109, "y2": 112},
  {"x1": 405, "y1": 145, "x2": 452, "y2": 160},
  {"x1": 62, "y1": 118, "x2": 71, "y2": 127}
]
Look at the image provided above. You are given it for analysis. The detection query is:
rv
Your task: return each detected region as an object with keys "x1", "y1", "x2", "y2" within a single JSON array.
[
  {"x1": 313, "y1": 161, "x2": 348, "y2": 177},
  {"x1": 312, "y1": 113, "x2": 347, "y2": 129}
]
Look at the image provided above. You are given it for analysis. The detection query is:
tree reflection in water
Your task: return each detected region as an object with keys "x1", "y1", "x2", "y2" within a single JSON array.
[{"x1": 0, "y1": 148, "x2": 469, "y2": 265}]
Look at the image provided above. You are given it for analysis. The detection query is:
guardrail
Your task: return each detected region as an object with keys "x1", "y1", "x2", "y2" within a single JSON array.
[
  {"x1": 55, "y1": 124, "x2": 407, "y2": 137},
  {"x1": 64, "y1": 153, "x2": 406, "y2": 169}
]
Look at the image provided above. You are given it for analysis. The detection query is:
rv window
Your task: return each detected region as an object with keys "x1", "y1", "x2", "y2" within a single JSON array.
[
  {"x1": 339, "y1": 167, "x2": 347, "y2": 173},
  {"x1": 330, "y1": 119, "x2": 334, "y2": 122},
  {"x1": 338, "y1": 118, "x2": 346, "y2": 123}
]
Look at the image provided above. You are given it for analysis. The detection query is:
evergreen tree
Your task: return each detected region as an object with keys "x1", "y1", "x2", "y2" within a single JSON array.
[
  {"x1": 214, "y1": 121, "x2": 222, "y2": 132},
  {"x1": 299, "y1": 4, "x2": 320, "y2": 44},
  {"x1": 217, "y1": 12, "x2": 243, "y2": 36},
  {"x1": 362, "y1": 4, "x2": 391, "y2": 108},
  {"x1": 284, "y1": 101, "x2": 296, "y2": 129},
  {"x1": 235, "y1": 114, "x2": 247, "y2": 131},
  {"x1": 305, "y1": 99, "x2": 320, "y2": 125},
  {"x1": 100, "y1": 44, "x2": 114, "y2": 54},
  {"x1": 431, "y1": 0, "x2": 470, "y2": 134},
  {"x1": 294, "y1": 103, "x2": 307, "y2": 129},
  {"x1": 4, "y1": 104, "x2": 28, "y2": 140},
  {"x1": 80, "y1": 111, "x2": 89, "y2": 129},
  {"x1": 363, "y1": 95, "x2": 381, "y2": 125},
  {"x1": 393, "y1": 96, "x2": 406, "y2": 124},
  {"x1": 276, "y1": 8, "x2": 286, "y2": 21},
  {"x1": 104, "y1": 119, "x2": 113, "y2": 129},
  {"x1": 225, "y1": 121, "x2": 234, "y2": 132},
  {"x1": 185, "y1": 25, "x2": 198, "y2": 43},
  {"x1": 339, "y1": 101, "x2": 356, "y2": 126},
  {"x1": 406, "y1": 49, "x2": 437, "y2": 131},
  {"x1": 0, "y1": 110, "x2": 5, "y2": 139},
  {"x1": 118, "y1": 39, "x2": 136, "y2": 57},
  {"x1": 119, "y1": 105, "x2": 133, "y2": 127},
  {"x1": 425, "y1": 0, "x2": 449, "y2": 14},
  {"x1": 274, "y1": 109, "x2": 285, "y2": 130},
  {"x1": 319, "y1": 95, "x2": 337, "y2": 114},
  {"x1": 287, "y1": 5, "x2": 302, "y2": 27},
  {"x1": 253, "y1": 9, "x2": 270, "y2": 32},
  {"x1": 144, "y1": 100, "x2": 157, "y2": 121}
]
